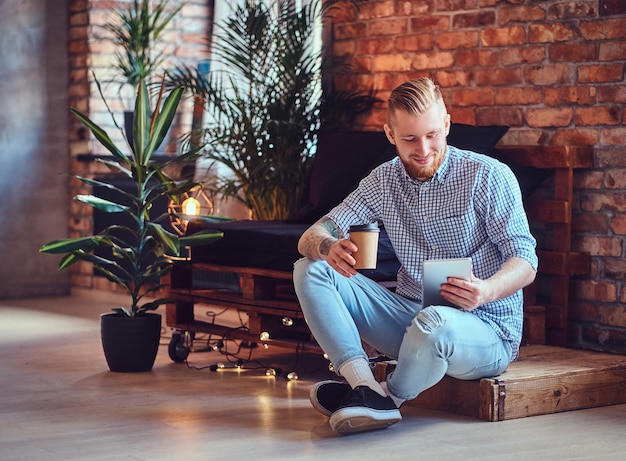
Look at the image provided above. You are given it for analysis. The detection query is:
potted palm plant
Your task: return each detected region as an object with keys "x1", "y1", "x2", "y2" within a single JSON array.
[
  {"x1": 105, "y1": 0, "x2": 182, "y2": 144},
  {"x1": 165, "y1": 0, "x2": 377, "y2": 220},
  {"x1": 40, "y1": 80, "x2": 227, "y2": 372}
]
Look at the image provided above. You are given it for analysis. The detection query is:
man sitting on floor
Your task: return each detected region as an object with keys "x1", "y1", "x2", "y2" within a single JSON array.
[{"x1": 293, "y1": 77, "x2": 537, "y2": 435}]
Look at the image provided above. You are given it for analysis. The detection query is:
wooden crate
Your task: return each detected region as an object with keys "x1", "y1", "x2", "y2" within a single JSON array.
[{"x1": 373, "y1": 345, "x2": 626, "y2": 422}]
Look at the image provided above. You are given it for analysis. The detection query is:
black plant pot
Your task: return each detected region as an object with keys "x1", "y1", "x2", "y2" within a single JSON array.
[{"x1": 100, "y1": 312, "x2": 161, "y2": 372}]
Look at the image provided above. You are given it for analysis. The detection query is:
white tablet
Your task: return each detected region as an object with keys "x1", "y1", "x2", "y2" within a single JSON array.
[{"x1": 422, "y1": 258, "x2": 472, "y2": 308}]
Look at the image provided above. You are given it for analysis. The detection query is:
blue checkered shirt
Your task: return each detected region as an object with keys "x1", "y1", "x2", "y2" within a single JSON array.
[{"x1": 327, "y1": 145, "x2": 538, "y2": 358}]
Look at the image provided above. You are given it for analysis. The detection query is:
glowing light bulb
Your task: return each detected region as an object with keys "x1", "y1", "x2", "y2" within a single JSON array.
[
  {"x1": 259, "y1": 331, "x2": 270, "y2": 341},
  {"x1": 328, "y1": 363, "x2": 335, "y2": 372},
  {"x1": 286, "y1": 371, "x2": 299, "y2": 381},
  {"x1": 266, "y1": 368, "x2": 277, "y2": 377},
  {"x1": 323, "y1": 353, "x2": 329, "y2": 360},
  {"x1": 281, "y1": 317, "x2": 294, "y2": 327},
  {"x1": 182, "y1": 197, "x2": 201, "y2": 216},
  {"x1": 217, "y1": 362, "x2": 225, "y2": 369}
]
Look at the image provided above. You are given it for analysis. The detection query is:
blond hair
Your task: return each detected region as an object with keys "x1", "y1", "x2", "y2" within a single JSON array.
[{"x1": 387, "y1": 78, "x2": 445, "y2": 122}]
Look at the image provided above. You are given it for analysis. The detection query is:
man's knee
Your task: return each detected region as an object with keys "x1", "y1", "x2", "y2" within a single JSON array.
[
  {"x1": 414, "y1": 306, "x2": 446, "y2": 333},
  {"x1": 405, "y1": 306, "x2": 456, "y2": 356},
  {"x1": 293, "y1": 258, "x2": 335, "y2": 292},
  {"x1": 294, "y1": 257, "x2": 319, "y2": 280}
]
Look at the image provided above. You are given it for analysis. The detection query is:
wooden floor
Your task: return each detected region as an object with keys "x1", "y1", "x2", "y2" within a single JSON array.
[{"x1": 2, "y1": 289, "x2": 626, "y2": 461}]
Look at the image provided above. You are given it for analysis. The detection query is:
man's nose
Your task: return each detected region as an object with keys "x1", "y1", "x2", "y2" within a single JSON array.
[{"x1": 415, "y1": 138, "x2": 429, "y2": 156}]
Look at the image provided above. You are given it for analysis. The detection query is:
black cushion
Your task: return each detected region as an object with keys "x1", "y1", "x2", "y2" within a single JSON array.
[
  {"x1": 447, "y1": 123, "x2": 509, "y2": 155},
  {"x1": 188, "y1": 220, "x2": 308, "y2": 273},
  {"x1": 188, "y1": 219, "x2": 400, "y2": 280},
  {"x1": 448, "y1": 123, "x2": 552, "y2": 198},
  {"x1": 290, "y1": 131, "x2": 395, "y2": 223},
  {"x1": 488, "y1": 148, "x2": 553, "y2": 199}
]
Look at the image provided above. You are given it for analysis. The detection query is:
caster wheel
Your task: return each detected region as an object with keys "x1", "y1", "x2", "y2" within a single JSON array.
[{"x1": 168, "y1": 331, "x2": 190, "y2": 362}]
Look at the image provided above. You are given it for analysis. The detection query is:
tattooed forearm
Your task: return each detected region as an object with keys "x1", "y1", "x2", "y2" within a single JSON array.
[
  {"x1": 318, "y1": 238, "x2": 336, "y2": 256},
  {"x1": 297, "y1": 217, "x2": 344, "y2": 260}
]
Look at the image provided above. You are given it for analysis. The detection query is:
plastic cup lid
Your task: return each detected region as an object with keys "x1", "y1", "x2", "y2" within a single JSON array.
[{"x1": 349, "y1": 223, "x2": 379, "y2": 232}]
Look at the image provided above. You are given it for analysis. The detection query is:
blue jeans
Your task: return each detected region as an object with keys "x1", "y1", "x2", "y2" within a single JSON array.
[{"x1": 293, "y1": 258, "x2": 512, "y2": 401}]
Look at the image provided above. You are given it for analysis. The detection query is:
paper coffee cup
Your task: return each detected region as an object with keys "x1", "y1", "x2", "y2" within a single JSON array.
[{"x1": 349, "y1": 223, "x2": 380, "y2": 269}]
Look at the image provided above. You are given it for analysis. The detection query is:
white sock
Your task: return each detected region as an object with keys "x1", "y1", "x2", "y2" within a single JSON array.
[
  {"x1": 380, "y1": 381, "x2": 406, "y2": 408},
  {"x1": 338, "y1": 356, "x2": 386, "y2": 397}
]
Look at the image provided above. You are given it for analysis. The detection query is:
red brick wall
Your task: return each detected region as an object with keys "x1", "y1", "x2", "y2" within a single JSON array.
[{"x1": 331, "y1": 0, "x2": 626, "y2": 353}]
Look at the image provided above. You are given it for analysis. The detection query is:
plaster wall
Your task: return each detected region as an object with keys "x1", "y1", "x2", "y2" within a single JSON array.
[{"x1": 0, "y1": 0, "x2": 70, "y2": 297}]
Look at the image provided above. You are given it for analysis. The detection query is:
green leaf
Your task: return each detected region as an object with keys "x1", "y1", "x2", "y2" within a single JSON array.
[
  {"x1": 138, "y1": 297, "x2": 171, "y2": 312},
  {"x1": 60, "y1": 250, "x2": 121, "y2": 273},
  {"x1": 72, "y1": 250, "x2": 124, "y2": 268},
  {"x1": 160, "y1": 144, "x2": 204, "y2": 168},
  {"x1": 69, "y1": 108, "x2": 127, "y2": 161},
  {"x1": 179, "y1": 229, "x2": 224, "y2": 247},
  {"x1": 133, "y1": 80, "x2": 151, "y2": 164},
  {"x1": 75, "y1": 195, "x2": 129, "y2": 213},
  {"x1": 142, "y1": 265, "x2": 172, "y2": 280},
  {"x1": 96, "y1": 158, "x2": 133, "y2": 178},
  {"x1": 95, "y1": 266, "x2": 129, "y2": 288},
  {"x1": 58, "y1": 253, "x2": 79, "y2": 270},
  {"x1": 145, "y1": 86, "x2": 184, "y2": 157},
  {"x1": 149, "y1": 180, "x2": 197, "y2": 201},
  {"x1": 190, "y1": 215, "x2": 234, "y2": 223},
  {"x1": 146, "y1": 222, "x2": 179, "y2": 255},
  {"x1": 40, "y1": 236, "x2": 102, "y2": 254},
  {"x1": 73, "y1": 176, "x2": 137, "y2": 206}
]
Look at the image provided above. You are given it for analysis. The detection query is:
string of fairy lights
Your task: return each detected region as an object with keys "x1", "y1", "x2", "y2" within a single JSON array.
[{"x1": 162, "y1": 307, "x2": 333, "y2": 381}]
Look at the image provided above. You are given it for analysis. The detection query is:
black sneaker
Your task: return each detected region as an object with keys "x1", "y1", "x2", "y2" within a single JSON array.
[
  {"x1": 329, "y1": 386, "x2": 401, "y2": 435},
  {"x1": 309, "y1": 380, "x2": 352, "y2": 417}
]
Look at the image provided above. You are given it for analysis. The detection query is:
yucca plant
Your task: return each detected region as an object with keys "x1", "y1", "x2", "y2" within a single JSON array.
[
  {"x1": 165, "y1": 0, "x2": 377, "y2": 221},
  {"x1": 40, "y1": 80, "x2": 227, "y2": 317}
]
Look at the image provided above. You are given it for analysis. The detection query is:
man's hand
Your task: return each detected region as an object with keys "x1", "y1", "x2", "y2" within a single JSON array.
[
  {"x1": 325, "y1": 239, "x2": 359, "y2": 278},
  {"x1": 297, "y1": 217, "x2": 361, "y2": 277},
  {"x1": 440, "y1": 257, "x2": 536, "y2": 310},
  {"x1": 440, "y1": 274, "x2": 490, "y2": 311}
]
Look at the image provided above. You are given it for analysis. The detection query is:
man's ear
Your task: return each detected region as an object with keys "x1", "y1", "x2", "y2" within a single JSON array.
[
  {"x1": 383, "y1": 124, "x2": 396, "y2": 145},
  {"x1": 444, "y1": 113, "x2": 451, "y2": 137}
]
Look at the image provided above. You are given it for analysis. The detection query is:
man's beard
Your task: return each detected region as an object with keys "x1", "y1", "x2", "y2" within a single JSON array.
[{"x1": 399, "y1": 147, "x2": 446, "y2": 181}]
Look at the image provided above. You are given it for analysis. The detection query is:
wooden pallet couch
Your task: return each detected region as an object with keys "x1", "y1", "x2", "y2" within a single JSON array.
[{"x1": 165, "y1": 127, "x2": 626, "y2": 420}]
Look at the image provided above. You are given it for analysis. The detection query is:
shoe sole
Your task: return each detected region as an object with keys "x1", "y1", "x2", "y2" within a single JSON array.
[
  {"x1": 329, "y1": 407, "x2": 402, "y2": 435},
  {"x1": 309, "y1": 380, "x2": 348, "y2": 417}
]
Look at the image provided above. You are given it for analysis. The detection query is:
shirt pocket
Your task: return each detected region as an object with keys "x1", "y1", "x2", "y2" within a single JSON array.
[{"x1": 423, "y1": 213, "x2": 475, "y2": 257}]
